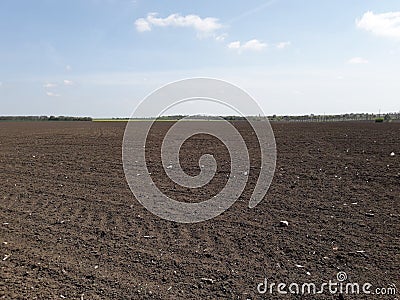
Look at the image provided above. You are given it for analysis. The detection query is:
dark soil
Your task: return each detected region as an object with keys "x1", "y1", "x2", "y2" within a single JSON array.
[{"x1": 1, "y1": 121, "x2": 399, "y2": 299}]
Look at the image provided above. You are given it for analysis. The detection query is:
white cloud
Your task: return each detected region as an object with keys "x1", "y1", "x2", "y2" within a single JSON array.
[
  {"x1": 63, "y1": 79, "x2": 74, "y2": 86},
  {"x1": 43, "y1": 83, "x2": 57, "y2": 88},
  {"x1": 65, "y1": 65, "x2": 72, "y2": 71},
  {"x1": 135, "y1": 18, "x2": 151, "y2": 32},
  {"x1": 356, "y1": 11, "x2": 400, "y2": 39},
  {"x1": 276, "y1": 41, "x2": 291, "y2": 49},
  {"x1": 135, "y1": 13, "x2": 222, "y2": 35},
  {"x1": 46, "y1": 91, "x2": 60, "y2": 97},
  {"x1": 215, "y1": 33, "x2": 228, "y2": 42},
  {"x1": 242, "y1": 39, "x2": 267, "y2": 51},
  {"x1": 348, "y1": 57, "x2": 369, "y2": 64},
  {"x1": 43, "y1": 81, "x2": 64, "y2": 96},
  {"x1": 227, "y1": 39, "x2": 267, "y2": 53},
  {"x1": 227, "y1": 41, "x2": 241, "y2": 49}
]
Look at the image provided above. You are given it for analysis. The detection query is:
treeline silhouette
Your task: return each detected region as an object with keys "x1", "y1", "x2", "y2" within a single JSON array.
[
  {"x1": 2, "y1": 113, "x2": 399, "y2": 122},
  {"x1": 0, "y1": 116, "x2": 92, "y2": 121},
  {"x1": 148, "y1": 113, "x2": 400, "y2": 122}
]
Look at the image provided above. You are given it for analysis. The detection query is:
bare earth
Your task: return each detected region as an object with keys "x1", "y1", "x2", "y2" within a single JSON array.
[{"x1": 0, "y1": 121, "x2": 399, "y2": 299}]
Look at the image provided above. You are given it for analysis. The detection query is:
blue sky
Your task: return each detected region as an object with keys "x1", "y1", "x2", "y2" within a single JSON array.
[{"x1": 1, "y1": 0, "x2": 400, "y2": 117}]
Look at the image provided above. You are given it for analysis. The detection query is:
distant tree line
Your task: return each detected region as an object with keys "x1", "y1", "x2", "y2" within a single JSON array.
[
  {"x1": 150, "y1": 113, "x2": 400, "y2": 122},
  {"x1": 6, "y1": 113, "x2": 396, "y2": 122},
  {"x1": 0, "y1": 116, "x2": 92, "y2": 121},
  {"x1": 267, "y1": 112, "x2": 400, "y2": 122}
]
